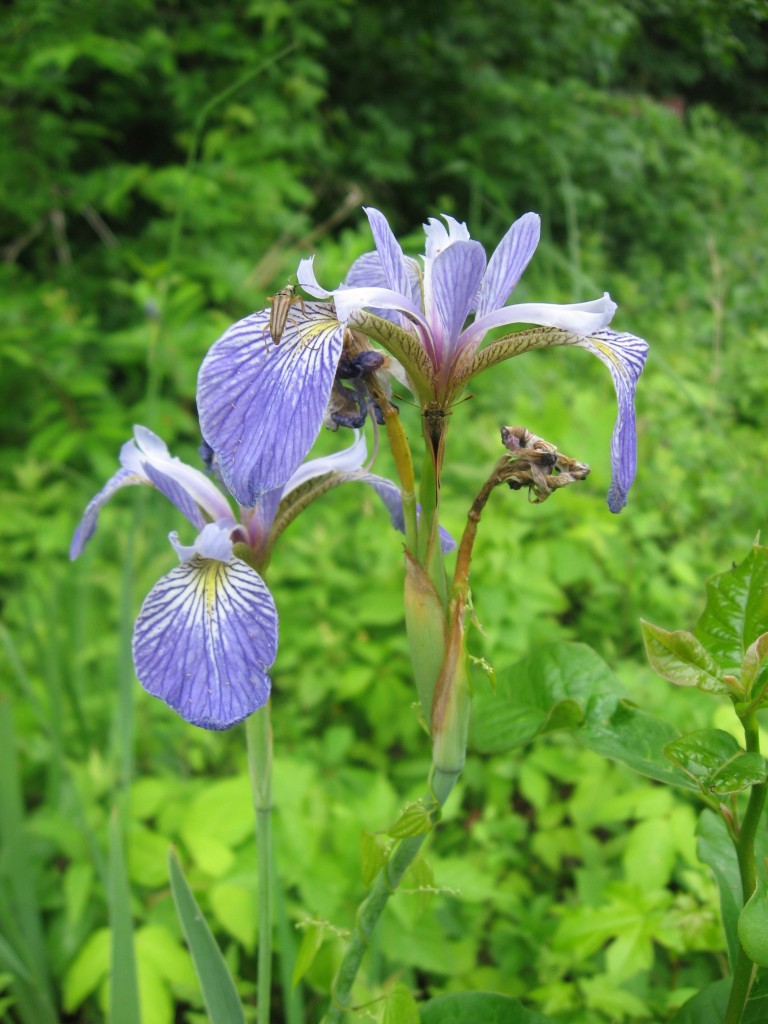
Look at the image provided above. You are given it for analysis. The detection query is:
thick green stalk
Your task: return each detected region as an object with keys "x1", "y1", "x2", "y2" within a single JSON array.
[
  {"x1": 246, "y1": 704, "x2": 274, "y2": 1024},
  {"x1": 724, "y1": 713, "x2": 767, "y2": 1024},
  {"x1": 323, "y1": 767, "x2": 458, "y2": 1023}
]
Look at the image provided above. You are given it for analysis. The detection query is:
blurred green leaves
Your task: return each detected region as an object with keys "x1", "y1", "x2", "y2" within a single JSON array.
[
  {"x1": 471, "y1": 642, "x2": 694, "y2": 788},
  {"x1": 4, "y1": 1, "x2": 768, "y2": 1021}
]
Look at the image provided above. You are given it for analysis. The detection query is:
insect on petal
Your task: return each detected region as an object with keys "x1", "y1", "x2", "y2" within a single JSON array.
[{"x1": 132, "y1": 554, "x2": 278, "y2": 729}]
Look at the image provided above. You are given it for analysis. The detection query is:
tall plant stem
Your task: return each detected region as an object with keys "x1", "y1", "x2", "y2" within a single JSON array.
[
  {"x1": 323, "y1": 766, "x2": 458, "y2": 1023},
  {"x1": 246, "y1": 703, "x2": 274, "y2": 1024},
  {"x1": 724, "y1": 712, "x2": 767, "y2": 1024}
]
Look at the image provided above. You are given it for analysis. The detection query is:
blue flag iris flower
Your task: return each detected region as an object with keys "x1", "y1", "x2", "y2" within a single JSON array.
[
  {"x1": 197, "y1": 208, "x2": 648, "y2": 512},
  {"x1": 71, "y1": 427, "x2": 448, "y2": 728}
]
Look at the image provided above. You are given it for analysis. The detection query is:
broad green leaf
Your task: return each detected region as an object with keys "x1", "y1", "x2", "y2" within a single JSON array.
[
  {"x1": 696, "y1": 811, "x2": 741, "y2": 969},
  {"x1": 695, "y1": 542, "x2": 768, "y2": 675},
  {"x1": 180, "y1": 776, "x2": 251, "y2": 873},
  {"x1": 208, "y1": 882, "x2": 256, "y2": 950},
  {"x1": 109, "y1": 810, "x2": 141, "y2": 1024},
  {"x1": 710, "y1": 753, "x2": 768, "y2": 795},
  {"x1": 379, "y1": 913, "x2": 476, "y2": 976},
  {"x1": 63, "y1": 928, "x2": 110, "y2": 1012},
  {"x1": 471, "y1": 643, "x2": 692, "y2": 787},
  {"x1": 134, "y1": 956, "x2": 171, "y2": 1024},
  {"x1": 580, "y1": 698, "x2": 693, "y2": 788},
  {"x1": 665, "y1": 731, "x2": 766, "y2": 794},
  {"x1": 291, "y1": 923, "x2": 324, "y2": 988},
  {"x1": 419, "y1": 991, "x2": 552, "y2": 1023},
  {"x1": 382, "y1": 983, "x2": 420, "y2": 1024},
  {"x1": 470, "y1": 642, "x2": 614, "y2": 754},
  {"x1": 744, "y1": 970, "x2": 768, "y2": 1022},
  {"x1": 664, "y1": 730, "x2": 739, "y2": 783},
  {"x1": 742, "y1": 632, "x2": 768, "y2": 694},
  {"x1": 739, "y1": 882, "x2": 768, "y2": 967},
  {"x1": 669, "y1": 979, "x2": 730, "y2": 1023},
  {"x1": 641, "y1": 621, "x2": 730, "y2": 694},
  {"x1": 134, "y1": 926, "x2": 195, "y2": 989},
  {"x1": 168, "y1": 849, "x2": 245, "y2": 1024},
  {"x1": 665, "y1": 730, "x2": 741, "y2": 777},
  {"x1": 129, "y1": 823, "x2": 174, "y2": 888}
]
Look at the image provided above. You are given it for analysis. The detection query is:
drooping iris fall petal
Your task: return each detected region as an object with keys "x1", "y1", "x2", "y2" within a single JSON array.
[
  {"x1": 197, "y1": 302, "x2": 345, "y2": 505},
  {"x1": 132, "y1": 539, "x2": 278, "y2": 729}
]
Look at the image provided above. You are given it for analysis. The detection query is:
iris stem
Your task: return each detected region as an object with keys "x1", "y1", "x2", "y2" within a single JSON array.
[
  {"x1": 724, "y1": 712, "x2": 766, "y2": 1024},
  {"x1": 355, "y1": 338, "x2": 418, "y2": 554},
  {"x1": 323, "y1": 766, "x2": 458, "y2": 1023},
  {"x1": 246, "y1": 703, "x2": 274, "y2": 1024},
  {"x1": 380, "y1": 397, "x2": 418, "y2": 554}
]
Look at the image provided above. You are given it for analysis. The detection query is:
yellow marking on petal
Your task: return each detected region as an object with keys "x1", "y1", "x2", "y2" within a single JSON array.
[
  {"x1": 199, "y1": 560, "x2": 226, "y2": 615},
  {"x1": 301, "y1": 316, "x2": 340, "y2": 344},
  {"x1": 591, "y1": 338, "x2": 625, "y2": 374}
]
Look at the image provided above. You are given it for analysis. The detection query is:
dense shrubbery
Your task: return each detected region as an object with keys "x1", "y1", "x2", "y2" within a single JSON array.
[{"x1": 2, "y1": 1, "x2": 768, "y2": 1021}]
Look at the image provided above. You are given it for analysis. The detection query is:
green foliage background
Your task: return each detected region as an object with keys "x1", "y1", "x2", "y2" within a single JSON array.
[{"x1": 2, "y1": 0, "x2": 768, "y2": 1021}]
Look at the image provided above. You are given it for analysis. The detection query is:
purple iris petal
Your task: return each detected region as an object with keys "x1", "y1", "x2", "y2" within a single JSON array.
[
  {"x1": 244, "y1": 489, "x2": 284, "y2": 551},
  {"x1": 197, "y1": 303, "x2": 345, "y2": 506},
  {"x1": 364, "y1": 207, "x2": 412, "y2": 297},
  {"x1": 282, "y1": 430, "x2": 368, "y2": 495},
  {"x1": 333, "y1": 285, "x2": 427, "y2": 330},
  {"x1": 70, "y1": 467, "x2": 143, "y2": 559},
  {"x1": 132, "y1": 553, "x2": 278, "y2": 729},
  {"x1": 168, "y1": 522, "x2": 236, "y2": 563},
  {"x1": 577, "y1": 329, "x2": 648, "y2": 512},
  {"x1": 143, "y1": 462, "x2": 206, "y2": 531},
  {"x1": 460, "y1": 294, "x2": 617, "y2": 355},
  {"x1": 430, "y1": 241, "x2": 487, "y2": 360},
  {"x1": 344, "y1": 251, "x2": 422, "y2": 326},
  {"x1": 355, "y1": 473, "x2": 457, "y2": 554},
  {"x1": 475, "y1": 213, "x2": 540, "y2": 318},
  {"x1": 423, "y1": 215, "x2": 471, "y2": 258}
]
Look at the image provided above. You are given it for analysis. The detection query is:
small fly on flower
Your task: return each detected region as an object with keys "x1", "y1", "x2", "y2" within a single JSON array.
[{"x1": 266, "y1": 284, "x2": 305, "y2": 345}]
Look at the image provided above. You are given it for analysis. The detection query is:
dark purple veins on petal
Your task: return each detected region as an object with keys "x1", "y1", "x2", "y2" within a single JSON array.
[
  {"x1": 197, "y1": 304, "x2": 345, "y2": 506},
  {"x1": 132, "y1": 555, "x2": 278, "y2": 729}
]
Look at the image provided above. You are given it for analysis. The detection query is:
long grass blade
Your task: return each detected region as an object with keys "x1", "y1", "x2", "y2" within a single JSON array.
[
  {"x1": 168, "y1": 847, "x2": 246, "y2": 1024},
  {"x1": 0, "y1": 696, "x2": 58, "y2": 1024},
  {"x1": 108, "y1": 809, "x2": 141, "y2": 1024}
]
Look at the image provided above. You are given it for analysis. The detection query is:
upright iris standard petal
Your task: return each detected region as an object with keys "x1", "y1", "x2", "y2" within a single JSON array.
[
  {"x1": 132, "y1": 552, "x2": 278, "y2": 729},
  {"x1": 345, "y1": 250, "x2": 422, "y2": 304},
  {"x1": 131, "y1": 432, "x2": 232, "y2": 523},
  {"x1": 423, "y1": 215, "x2": 471, "y2": 258},
  {"x1": 429, "y1": 241, "x2": 486, "y2": 362},
  {"x1": 475, "y1": 212, "x2": 541, "y2": 318},
  {"x1": 197, "y1": 302, "x2": 346, "y2": 506},
  {"x1": 363, "y1": 207, "x2": 413, "y2": 296}
]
